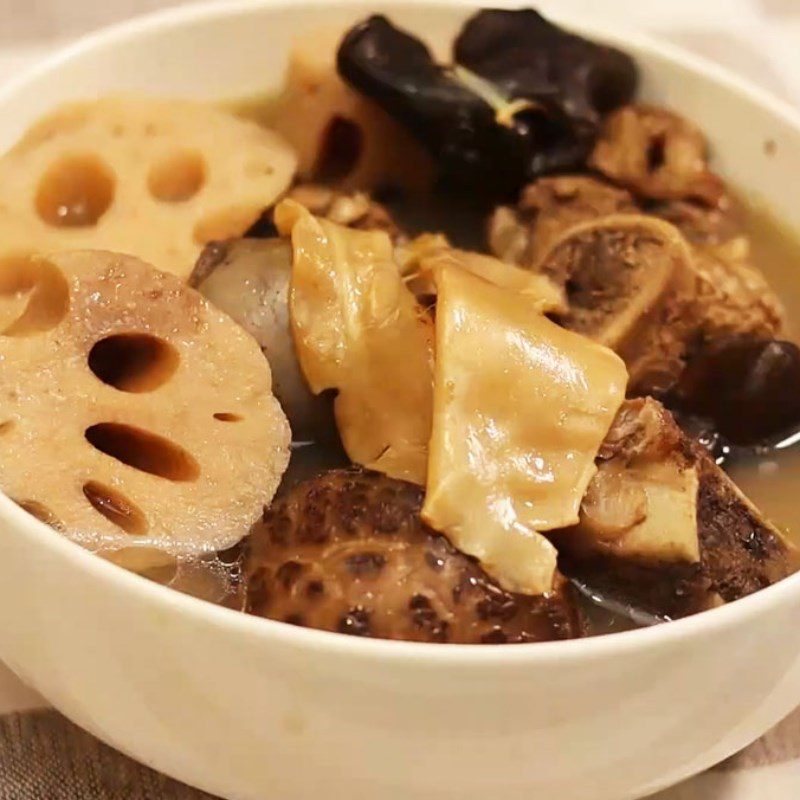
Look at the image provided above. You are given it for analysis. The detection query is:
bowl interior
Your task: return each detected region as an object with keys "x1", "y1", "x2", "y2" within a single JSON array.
[
  {"x1": 0, "y1": 0, "x2": 799, "y2": 645},
  {"x1": 1, "y1": 0, "x2": 799, "y2": 234}
]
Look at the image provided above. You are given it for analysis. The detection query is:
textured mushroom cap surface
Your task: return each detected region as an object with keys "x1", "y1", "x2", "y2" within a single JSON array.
[
  {"x1": 0, "y1": 97, "x2": 297, "y2": 279},
  {"x1": 0, "y1": 250, "x2": 290, "y2": 558},
  {"x1": 244, "y1": 469, "x2": 583, "y2": 644}
]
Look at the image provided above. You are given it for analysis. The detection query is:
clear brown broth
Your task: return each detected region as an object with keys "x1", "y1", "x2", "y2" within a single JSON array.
[{"x1": 726, "y1": 199, "x2": 800, "y2": 545}]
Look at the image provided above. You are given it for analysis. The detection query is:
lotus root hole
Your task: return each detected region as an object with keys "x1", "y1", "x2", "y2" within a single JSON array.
[
  {"x1": 214, "y1": 412, "x2": 242, "y2": 422},
  {"x1": 16, "y1": 499, "x2": 63, "y2": 531},
  {"x1": 0, "y1": 421, "x2": 14, "y2": 435},
  {"x1": 88, "y1": 333, "x2": 179, "y2": 393},
  {"x1": 85, "y1": 423, "x2": 200, "y2": 482},
  {"x1": 646, "y1": 135, "x2": 667, "y2": 172},
  {"x1": 83, "y1": 480, "x2": 149, "y2": 536},
  {"x1": 313, "y1": 116, "x2": 363, "y2": 182},
  {"x1": 0, "y1": 255, "x2": 69, "y2": 336},
  {"x1": 35, "y1": 154, "x2": 115, "y2": 227},
  {"x1": 193, "y1": 206, "x2": 262, "y2": 244},
  {"x1": 148, "y1": 151, "x2": 206, "y2": 203}
]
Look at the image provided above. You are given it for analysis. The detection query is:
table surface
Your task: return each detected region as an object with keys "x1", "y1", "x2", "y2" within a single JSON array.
[{"x1": 1, "y1": 1, "x2": 800, "y2": 798}]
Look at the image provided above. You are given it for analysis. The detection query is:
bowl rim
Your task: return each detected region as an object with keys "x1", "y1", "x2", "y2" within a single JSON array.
[{"x1": 2, "y1": 0, "x2": 800, "y2": 667}]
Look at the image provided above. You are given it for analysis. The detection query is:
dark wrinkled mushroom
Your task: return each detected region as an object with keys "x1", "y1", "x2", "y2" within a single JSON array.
[
  {"x1": 336, "y1": 10, "x2": 637, "y2": 200},
  {"x1": 671, "y1": 338, "x2": 800, "y2": 446},
  {"x1": 244, "y1": 468, "x2": 584, "y2": 644}
]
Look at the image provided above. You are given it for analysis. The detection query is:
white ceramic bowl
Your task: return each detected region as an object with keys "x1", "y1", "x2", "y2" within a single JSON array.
[{"x1": 1, "y1": 2, "x2": 800, "y2": 799}]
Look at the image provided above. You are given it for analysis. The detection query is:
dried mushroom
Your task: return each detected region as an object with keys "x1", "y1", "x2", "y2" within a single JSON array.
[
  {"x1": 337, "y1": 9, "x2": 637, "y2": 199},
  {"x1": 276, "y1": 200, "x2": 434, "y2": 484},
  {"x1": 535, "y1": 214, "x2": 698, "y2": 395},
  {"x1": 560, "y1": 398, "x2": 798, "y2": 619},
  {"x1": 590, "y1": 105, "x2": 726, "y2": 207},
  {"x1": 488, "y1": 175, "x2": 637, "y2": 267},
  {"x1": 671, "y1": 338, "x2": 800, "y2": 445},
  {"x1": 0, "y1": 251, "x2": 289, "y2": 562},
  {"x1": 245, "y1": 469, "x2": 584, "y2": 643},
  {"x1": 423, "y1": 267, "x2": 627, "y2": 595},
  {"x1": 190, "y1": 237, "x2": 337, "y2": 443}
]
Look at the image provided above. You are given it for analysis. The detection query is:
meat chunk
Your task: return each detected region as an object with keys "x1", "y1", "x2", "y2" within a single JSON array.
[
  {"x1": 535, "y1": 214, "x2": 698, "y2": 395},
  {"x1": 648, "y1": 200, "x2": 784, "y2": 341},
  {"x1": 559, "y1": 398, "x2": 798, "y2": 619},
  {"x1": 284, "y1": 183, "x2": 404, "y2": 241},
  {"x1": 531, "y1": 208, "x2": 785, "y2": 397},
  {"x1": 692, "y1": 239, "x2": 785, "y2": 343},
  {"x1": 651, "y1": 199, "x2": 741, "y2": 246},
  {"x1": 590, "y1": 105, "x2": 726, "y2": 207},
  {"x1": 488, "y1": 175, "x2": 636, "y2": 267},
  {"x1": 244, "y1": 469, "x2": 584, "y2": 643}
]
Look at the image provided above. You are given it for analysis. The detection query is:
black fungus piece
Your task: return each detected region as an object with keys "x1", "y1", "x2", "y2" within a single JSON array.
[
  {"x1": 671, "y1": 339, "x2": 800, "y2": 446},
  {"x1": 336, "y1": 11, "x2": 637, "y2": 200},
  {"x1": 454, "y1": 10, "x2": 637, "y2": 120}
]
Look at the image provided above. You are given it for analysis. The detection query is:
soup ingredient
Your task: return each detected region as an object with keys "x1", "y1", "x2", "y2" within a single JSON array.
[
  {"x1": 0, "y1": 97, "x2": 296, "y2": 279},
  {"x1": 244, "y1": 468, "x2": 584, "y2": 643},
  {"x1": 536, "y1": 214, "x2": 697, "y2": 395},
  {"x1": 691, "y1": 239, "x2": 785, "y2": 345},
  {"x1": 276, "y1": 200, "x2": 434, "y2": 484},
  {"x1": 190, "y1": 237, "x2": 336, "y2": 443},
  {"x1": 671, "y1": 338, "x2": 800, "y2": 445},
  {"x1": 488, "y1": 175, "x2": 636, "y2": 268},
  {"x1": 0, "y1": 250, "x2": 289, "y2": 560},
  {"x1": 396, "y1": 233, "x2": 566, "y2": 312},
  {"x1": 269, "y1": 27, "x2": 433, "y2": 191},
  {"x1": 590, "y1": 105, "x2": 725, "y2": 207},
  {"x1": 243, "y1": 183, "x2": 406, "y2": 241},
  {"x1": 284, "y1": 184, "x2": 404, "y2": 240},
  {"x1": 651, "y1": 199, "x2": 740, "y2": 246},
  {"x1": 337, "y1": 10, "x2": 637, "y2": 199},
  {"x1": 422, "y1": 267, "x2": 627, "y2": 595},
  {"x1": 560, "y1": 398, "x2": 797, "y2": 619}
]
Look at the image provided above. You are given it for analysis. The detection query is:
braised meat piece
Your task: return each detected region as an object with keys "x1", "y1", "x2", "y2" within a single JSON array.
[
  {"x1": 559, "y1": 398, "x2": 798, "y2": 619},
  {"x1": 651, "y1": 199, "x2": 741, "y2": 246},
  {"x1": 244, "y1": 469, "x2": 584, "y2": 643},
  {"x1": 284, "y1": 183, "x2": 404, "y2": 241},
  {"x1": 692, "y1": 241, "x2": 785, "y2": 344},
  {"x1": 488, "y1": 176, "x2": 636, "y2": 267},
  {"x1": 651, "y1": 200, "x2": 785, "y2": 342},
  {"x1": 590, "y1": 104, "x2": 726, "y2": 207},
  {"x1": 535, "y1": 214, "x2": 698, "y2": 395}
]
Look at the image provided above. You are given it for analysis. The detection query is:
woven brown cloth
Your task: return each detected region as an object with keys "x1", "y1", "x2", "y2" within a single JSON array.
[
  {"x1": 1, "y1": 705, "x2": 799, "y2": 798},
  {"x1": 0, "y1": 710, "x2": 216, "y2": 800}
]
